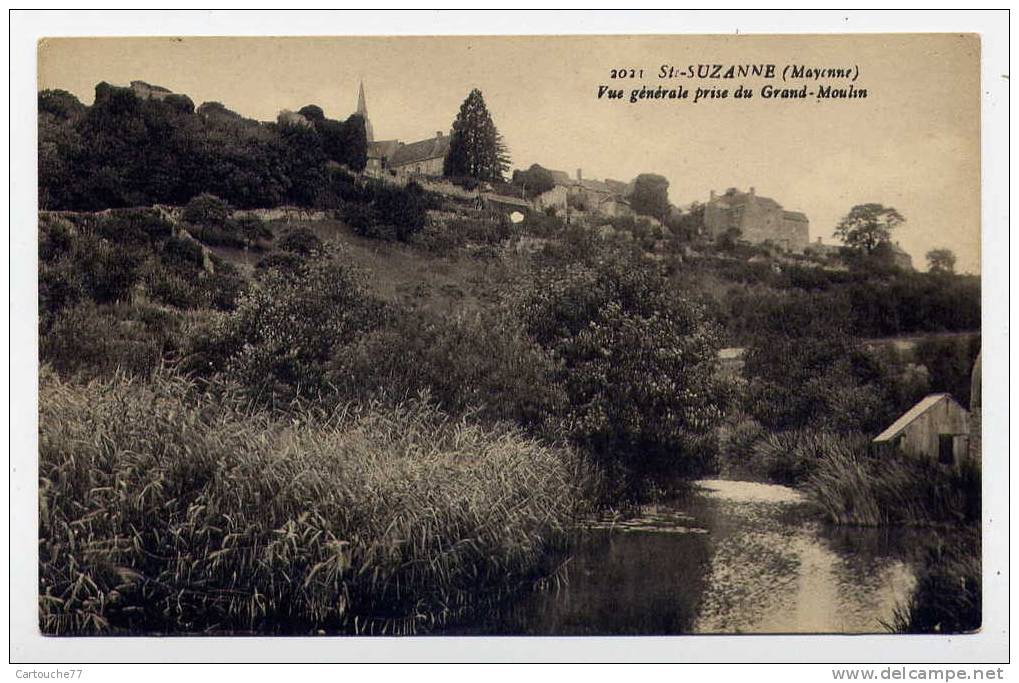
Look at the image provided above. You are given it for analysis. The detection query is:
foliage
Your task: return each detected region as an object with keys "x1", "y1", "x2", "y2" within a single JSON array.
[
  {"x1": 833, "y1": 203, "x2": 905, "y2": 254},
  {"x1": 926, "y1": 248, "x2": 958, "y2": 274},
  {"x1": 411, "y1": 210, "x2": 512, "y2": 254},
  {"x1": 628, "y1": 173, "x2": 671, "y2": 221},
  {"x1": 38, "y1": 370, "x2": 591, "y2": 635},
  {"x1": 443, "y1": 89, "x2": 509, "y2": 182},
  {"x1": 40, "y1": 302, "x2": 186, "y2": 379},
  {"x1": 330, "y1": 308, "x2": 562, "y2": 427},
  {"x1": 742, "y1": 292, "x2": 873, "y2": 431},
  {"x1": 889, "y1": 540, "x2": 981, "y2": 634},
  {"x1": 914, "y1": 336, "x2": 981, "y2": 407},
  {"x1": 520, "y1": 248, "x2": 726, "y2": 474},
  {"x1": 805, "y1": 446, "x2": 981, "y2": 527},
  {"x1": 37, "y1": 83, "x2": 368, "y2": 210},
  {"x1": 277, "y1": 227, "x2": 324, "y2": 256},
  {"x1": 181, "y1": 193, "x2": 231, "y2": 225},
  {"x1": 190, "y1": 253, "x2": 384, "y2": 402},
  {"x1": 748, "y1": 429, "x2": 869, "y2": 487},
  {"x1": 342, "y1": 181, "x2": 434, "y2": 242},
  {"x1": 511, "y1": 164, "x2": 555, "y2": 198}
]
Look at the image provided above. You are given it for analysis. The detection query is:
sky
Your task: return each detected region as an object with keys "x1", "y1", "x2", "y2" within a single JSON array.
[{"x1": 38, "y1": 34, "x2": 981, "y2": 273}]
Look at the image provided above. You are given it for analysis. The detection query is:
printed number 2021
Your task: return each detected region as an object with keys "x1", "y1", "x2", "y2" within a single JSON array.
[{"x1": 610, "y1": 68, "x2": 644, "y2": 79}]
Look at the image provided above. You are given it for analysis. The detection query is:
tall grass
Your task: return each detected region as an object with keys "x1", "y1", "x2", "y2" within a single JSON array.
[
  {"x1": 805, "y1": 445, "x2": 980, "y2": 527},
  {"x1": 39, "y1": 369, "x2": 593, "y2": 635},
  {"x1": 888, "y1": 537, "x2": 981, "y2": 634}
]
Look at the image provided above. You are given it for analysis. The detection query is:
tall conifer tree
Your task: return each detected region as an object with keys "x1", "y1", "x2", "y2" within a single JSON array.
[{"x1": 443, "y1": 89, "x2": 509, "y2": 181}]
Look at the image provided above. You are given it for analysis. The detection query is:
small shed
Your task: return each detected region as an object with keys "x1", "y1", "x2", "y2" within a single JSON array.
[{"x1": 872, "y1": 393, "x2": 970, "y2": 466}]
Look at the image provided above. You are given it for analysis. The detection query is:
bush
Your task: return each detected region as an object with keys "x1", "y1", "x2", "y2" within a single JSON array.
[
  {"x1": 182, "y1": 193, "x2": 232, "y2": 226},
  {"x1": 330, "y1": 308, "x2": 562, "y2": 427},
  {"x1": 412, "y1": 210, "x2": 511, "y2": 254},
  {"x1": 342, "y1": 182, "x2": 434, "y2": 242},
  {"x1": 197, "y1": 254, "x2": 384, "y2": 402},
  {"x1": 38, "y1": 371, "x2": 592, "y2": 635},
  {"x1": 520, "y1": 249, "x2": 727, "y2": 476},
  {"x1": 277, "y1": 227, "x2": 323, "y2": 256},
  {"x1": 162, "y1": 236, "x2": 206, "y2": 270},
  {"x1": 749, "y1": 429, "x2": 868, "y2": 487},
  {"x1": 40, "y1": 302, "x2": 184, "y2": 379},
  {"x1": 715, "y1": 414, "x2": 765, "y2": 478}
]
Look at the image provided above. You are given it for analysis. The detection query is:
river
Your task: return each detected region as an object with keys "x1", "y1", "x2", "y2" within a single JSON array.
[{"x1": 446, "y1": 479, "x2": 936, "y2": 635}]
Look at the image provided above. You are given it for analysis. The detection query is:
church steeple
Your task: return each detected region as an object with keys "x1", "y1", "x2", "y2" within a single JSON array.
[{"x1": 356, "y1": 81, "x2": 374, "y2": 143}]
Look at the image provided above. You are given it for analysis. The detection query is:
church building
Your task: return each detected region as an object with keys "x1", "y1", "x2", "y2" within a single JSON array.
[{"x1": 358, "y1": 82, "x2": 451, "y2": 178}]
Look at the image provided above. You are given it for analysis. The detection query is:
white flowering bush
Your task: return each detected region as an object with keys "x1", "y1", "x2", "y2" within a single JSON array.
[{"x1": 520, "y1": 249, "x2": 727, "y2": 473}]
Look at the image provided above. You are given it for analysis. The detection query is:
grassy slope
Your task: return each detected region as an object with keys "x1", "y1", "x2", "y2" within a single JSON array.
[{"x1": 209, "y1": 218, "x2": 530, "y2": 316}]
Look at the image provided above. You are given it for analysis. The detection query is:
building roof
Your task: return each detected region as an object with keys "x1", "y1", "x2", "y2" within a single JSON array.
[
  {"x1": 484, "y1": 193, "x2": 531, "y2": 210},
  {"x1": 783, "y1": 210, "x2": 809, "y2": 222},
  {"x1": 873, "y1": 393, "x2": 965, "y2": 442},
  {"x1": 579, "y1": 178, "x2": 612, "y2": 194},
  {"x1": 368, "y1": 139, "x2": 401, "y2": 160},
  {"x1": 389, "y1": 134, "x2": 452, "y2": 167}
]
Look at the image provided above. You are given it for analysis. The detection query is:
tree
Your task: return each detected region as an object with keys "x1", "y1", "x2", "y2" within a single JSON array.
[
  {"x1": 926, "y1": 248, "x2": 957, "y2": 274},
  {"x1": 443, "y1": 89, "x2": 509, "y2": 181},
  {"x1": 628, "y1": 173, "x2": 671, "y2": 221},
  {"x1": 834, "y1": 203, "x2": 905, "y2": 254},
  {"x1": 511, "y1": 164, "x2": 555, "y2": 198},
  {"x1": 521, "y1": 248, "x2": 726, "y2": 474}
]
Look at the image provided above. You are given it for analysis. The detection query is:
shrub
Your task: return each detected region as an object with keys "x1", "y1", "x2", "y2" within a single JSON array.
[
  {"x1": 199, "y1": 254, "x2": 384, "y2": 402},
  {"x1": 749, "y1": 429, "x2": 868, "y2": 487},
  {"x1": 182, "y1": 193, "x2": 232, "y2": 225},
  {"x1": 715, "y1": 414, "x2": 766, "y2": 479},
  {"x1": 74, "y1": 234, "x2": 144, "y2": 304},
  {"x1": 277, "y1": 227, "x2": 323, "y2": 256},
  {"x1": 40, "y1": 302, "x2": 184, "y2": 379},
  {"x1": 89, "y1": 209, "x2": 175, "y2": 246},
  {"x1": 162, "y1": 236, "x2": 205, "y2": 270},
  {"x1": 520, "y1": 249, "x2": 727, "y2": 476},
  {"x1": 520, "y1": 211, "x2": 564, "y2": 238},
  {"x1": 330, "y1": 308, "x2": 562, "y2": 427},
  {"x1": 38, "y1": 371, "x2": 592, "y2": 635},
  {"x1": 412, "y1": 210, "x2": 511, "y2": 254},
  {"x1": 342, "y1": 182, "x2": 433, "y2": 242}
]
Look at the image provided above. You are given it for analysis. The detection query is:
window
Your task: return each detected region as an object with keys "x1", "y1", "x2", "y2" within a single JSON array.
[{"x1": 939, "y1": 434, "x2": 955, "y2": 465}]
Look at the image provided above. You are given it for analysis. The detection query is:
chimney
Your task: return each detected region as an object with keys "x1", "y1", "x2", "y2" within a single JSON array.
[
  {"x1": 436, "y1": 131, "x2": 443, "y2": 138},
  {"x1": 710, "y1": 190, "x2": 716, "y2": 200},
  {"x1": 749, "y1": 186, "x2": 756, "y2": 196},
  {"x1": 816, "y1": 236, "x2": 822, "y2": 244},
  {"x1": 576, "y1": 168, "x2": 583, "y2": 181}
]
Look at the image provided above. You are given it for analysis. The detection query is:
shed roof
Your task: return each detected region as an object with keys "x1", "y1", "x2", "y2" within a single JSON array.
[{"x1": 873, "y1": 393, "x2": 965, "y2": 443}]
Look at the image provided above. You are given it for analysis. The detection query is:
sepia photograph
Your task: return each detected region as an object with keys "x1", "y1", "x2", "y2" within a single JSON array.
[{"x1": 11, "y1": 10, "x2": 1009, "y2": 667}]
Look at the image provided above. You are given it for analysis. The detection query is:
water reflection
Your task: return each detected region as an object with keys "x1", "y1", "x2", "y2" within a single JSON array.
[{"x1": 444, "y1": 479, "x2": 931, "y2": 635}]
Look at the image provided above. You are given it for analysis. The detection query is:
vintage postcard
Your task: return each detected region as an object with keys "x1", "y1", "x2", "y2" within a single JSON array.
[{"x1": 13, "y1": 13, "x2": 1007, "y2": 666}]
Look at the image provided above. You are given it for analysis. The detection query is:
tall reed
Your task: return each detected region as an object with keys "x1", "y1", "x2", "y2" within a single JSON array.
[{"x1": 39, "y1": 369, "x2": 593, "y2": 635}]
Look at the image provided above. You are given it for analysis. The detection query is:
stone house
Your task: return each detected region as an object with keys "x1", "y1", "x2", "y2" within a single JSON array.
[
  {"x1": 533, "y1": 185, "x2": 568, "y2": 213},
  {"x1": 704, "y1": 187, "x2": 810, "y2": 253},
  {"x1": 386, "y1": 132, "x2": 452, "y2": 178},
  {"x1": 872, "y1": 393, "x2": 971, "y2": 467},
  {"x1": 596, "y1": 195, "x2": 634, "y2": 218}
]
